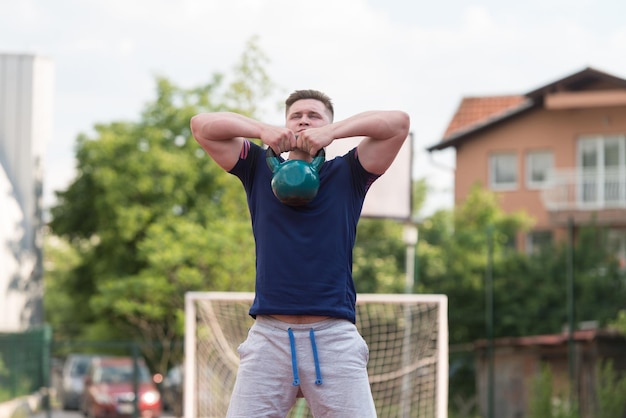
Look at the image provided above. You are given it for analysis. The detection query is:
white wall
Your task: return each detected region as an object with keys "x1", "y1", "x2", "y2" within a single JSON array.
[
  {"x1": 0, "y1": 54, "x2": 54, "y2": 331},
  {"x1": 326, "y1": 133, "x2": 413, "y2": 220}
]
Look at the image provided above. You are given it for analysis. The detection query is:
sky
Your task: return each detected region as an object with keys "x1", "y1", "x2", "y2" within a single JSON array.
[{"x1": 2, "y1": 0, "x2": 626, "y2": 216}]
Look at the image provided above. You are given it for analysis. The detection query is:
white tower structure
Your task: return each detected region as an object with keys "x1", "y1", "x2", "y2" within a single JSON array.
[{"x1": 0, "y1": 53, "x2": 54, "y2": 331}]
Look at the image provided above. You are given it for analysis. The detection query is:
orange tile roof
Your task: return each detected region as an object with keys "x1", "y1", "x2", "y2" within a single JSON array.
[{"x1": 443, "y1": 95, "x2": 529, "y2": 139}]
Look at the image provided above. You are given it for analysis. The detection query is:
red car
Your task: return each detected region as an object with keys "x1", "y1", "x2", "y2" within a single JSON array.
[{"x1": 81, "y1": 356, "x2": 161, "y2": 418}]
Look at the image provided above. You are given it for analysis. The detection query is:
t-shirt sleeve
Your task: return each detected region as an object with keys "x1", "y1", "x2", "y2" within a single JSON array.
[
  {"x1": 347, "y1": 147, "x2": 381, "y2": 196},
  {"x1": 229, "y1": 139, "x2": 260, "y2": 189}
]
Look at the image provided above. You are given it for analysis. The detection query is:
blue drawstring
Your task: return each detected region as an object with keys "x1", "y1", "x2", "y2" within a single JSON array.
[
  {"x1": 309, "y1": 328, "x2": 323, "y2": 385},
  {"x1": 287, "y1": 328, "x2": 300, "y2": 386},
  {"x1": 287, "y1": 327, "x2": 323, "y2": 386}
]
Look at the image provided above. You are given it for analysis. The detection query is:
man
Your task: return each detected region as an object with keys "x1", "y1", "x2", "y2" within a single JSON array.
[{"x1": 191, "y1": 90, "x2": 409, "y2": 417}]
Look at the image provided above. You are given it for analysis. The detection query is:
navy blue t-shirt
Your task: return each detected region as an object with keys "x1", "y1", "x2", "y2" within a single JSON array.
[{"x1": 229, "y1": 140, "x2": 380, "y2": 324}]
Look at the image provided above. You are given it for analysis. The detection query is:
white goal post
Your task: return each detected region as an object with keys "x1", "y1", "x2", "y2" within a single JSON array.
[{"x1": 184, "y1": 292, "x2": 448, "y2": 418}]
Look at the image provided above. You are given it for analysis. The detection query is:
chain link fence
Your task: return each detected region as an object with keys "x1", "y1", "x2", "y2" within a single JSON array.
[{"x1": 0, "y1": 325, "x2": 52, "y2": 404}]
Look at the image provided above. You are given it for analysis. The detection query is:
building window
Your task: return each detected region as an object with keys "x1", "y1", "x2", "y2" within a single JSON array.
[
  {"x1": 578, "y1": 135, "x2": 626, "y2": 207},
  {"x1": 526, "y1": 230, "x2": 553, "y2": 254},
  {"x1": 526, "y1": 151, "x2": 553, "y2": 189},
  {"x1": 489, "y1": 153, "x2": 518, "y2": 190}
]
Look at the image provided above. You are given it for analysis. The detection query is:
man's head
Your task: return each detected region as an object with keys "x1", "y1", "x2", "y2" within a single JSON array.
[{"x1": 285, "y1": 90, "x2": 334, "y2": 123}]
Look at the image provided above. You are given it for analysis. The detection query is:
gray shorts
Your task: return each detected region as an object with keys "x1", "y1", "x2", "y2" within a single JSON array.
[{"x1": 226, "y1": 315, "x2": 377, "y2": 418}]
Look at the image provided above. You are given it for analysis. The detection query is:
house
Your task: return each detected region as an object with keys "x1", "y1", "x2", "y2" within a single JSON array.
[
  {"x1": 473, "y1": 328, "x2": 626, "y2": 418},
  {"x1": 427, "y1": 67, "x2": 626, "y2": 261}
]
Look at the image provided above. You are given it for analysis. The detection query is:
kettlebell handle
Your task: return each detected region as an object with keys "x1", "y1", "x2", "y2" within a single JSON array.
[{"x1": 265, "y1": 147, "x2": 326, "y2": 173}]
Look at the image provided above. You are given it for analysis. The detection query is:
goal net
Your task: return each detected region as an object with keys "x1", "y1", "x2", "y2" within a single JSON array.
[{"x1": 184, "y1": 292, "x2": 448, "y2": 418}]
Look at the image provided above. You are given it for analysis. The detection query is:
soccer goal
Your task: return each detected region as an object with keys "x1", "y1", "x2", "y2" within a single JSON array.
[{"x1": 184, "y1": 292, "x2": 448, "y2": 418}]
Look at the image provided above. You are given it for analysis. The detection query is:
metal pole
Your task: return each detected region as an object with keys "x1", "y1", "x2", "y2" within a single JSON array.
[
  {"x1": 400, "y1": 223, "x2": 418, "y2": 418},
  {"x1": 404, "y1": 224, "x2": 418, "y2": 294},
  {"x1": 43, "y1": 325, "x2": 52, "y2": 418},
  {"x1": 132, "y1": 342, "x2": 139, "y2": 418},
  {"x1": 485, "y1": 224, "x2": 495, "y2": 418},
  {"x1": 567, "y1": 217, "x2": 576, "y2": 410}
]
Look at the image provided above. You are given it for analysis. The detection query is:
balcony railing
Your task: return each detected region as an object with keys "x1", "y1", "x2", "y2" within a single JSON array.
[{"x1": 541, "y1": 168, "x2": 626, "y2": 211}]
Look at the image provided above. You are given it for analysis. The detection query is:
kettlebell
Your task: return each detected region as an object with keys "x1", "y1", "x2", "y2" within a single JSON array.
[{"x1": 266, "y1": 147, "x2": 325, "y2": 206}]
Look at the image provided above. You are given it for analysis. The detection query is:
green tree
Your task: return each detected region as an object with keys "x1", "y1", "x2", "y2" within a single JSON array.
[
  {"x1": 571, "y1": 225, "x2": 626, "y2": 328},
  {"x1": 418, "y1": 184, "x2": 626, "y2": 416},
  {"x1": 610, "y1": 310, "x2": 626, "y2": 334},
  {"x1": 352, "y1": 178, "x2": 429, "y2": 294},
  {"x1": 418, "y1": 184, "x2": 533, "y2": 343},
  {"x1": 416, "y1": 185, "x2": 531, "y2": 415},
  {"x1": 42, "y1": 234, "x2": 82, "y2": 337},
  {"x1": 47, "y1": 37, "x2": 271, "y2": 373},
  {"x1": 353, "y1": 218, "x2": 405, "y2": 293},
  {"x1": 419, "y1": 184, "x2": 626, "y2": 344}
]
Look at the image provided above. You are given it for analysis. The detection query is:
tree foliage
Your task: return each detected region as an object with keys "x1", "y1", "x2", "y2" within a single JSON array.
[
  {"x1": 417, "y1": 184, "x2": 626, "y2": 416},
  {"x1": 418, "y1": 184, "x2": 626, "y2": 345},
  {"x1": 46, "y1": 38, "x2": 271, "y2": 372},
  {"x1": 610, "y1": 310, "x2": 626, "y2": 334},
  {"x1": 353, "y1": 219, "x2": 405, "y2": 294},
  {"x1": 418, "y1": 185, "x2": 534, "y2": 343}
]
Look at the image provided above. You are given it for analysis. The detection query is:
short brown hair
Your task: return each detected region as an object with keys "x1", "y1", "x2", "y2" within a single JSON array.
[{"x1": 285, "y1": 90, "x2": 334, "y2": 121}]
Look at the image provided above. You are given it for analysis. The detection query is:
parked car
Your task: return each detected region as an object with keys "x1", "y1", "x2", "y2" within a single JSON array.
[
  {"x1": 161, "y1": 364, "x2": 183, "y2": 417},
  {"x1": 81, "y1": 356, "x2": 161, "y2": 418},
  {"x1": 59, "y1": 354, "x2": 96, "y2": 410}
]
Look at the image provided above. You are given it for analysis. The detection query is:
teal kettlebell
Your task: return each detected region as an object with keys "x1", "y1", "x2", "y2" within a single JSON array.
[{"x1": 266, "y1": 147, "x2": 325, "y2": 206}]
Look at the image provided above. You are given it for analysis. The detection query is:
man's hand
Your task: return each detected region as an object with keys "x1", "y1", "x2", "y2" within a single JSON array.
[
  {"x1": 262, "y1": 126, "x2": 298, "y2": 155},
  {"x1": 295, "y1": 124, "x2": 335, "y2": 156}
]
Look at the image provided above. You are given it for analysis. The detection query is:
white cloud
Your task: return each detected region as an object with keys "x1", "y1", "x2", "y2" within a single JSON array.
[{"x1": 464, "y1": 6, "x2": 495, "y2": 35}]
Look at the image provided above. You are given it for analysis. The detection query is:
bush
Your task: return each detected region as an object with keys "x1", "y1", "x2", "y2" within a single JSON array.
[
  {"x1": 528, "y1": 364, "x2": 578, "y2": 418},
  {"x1": 595, "y1": 359, "x2": 626, "y2": 418}
]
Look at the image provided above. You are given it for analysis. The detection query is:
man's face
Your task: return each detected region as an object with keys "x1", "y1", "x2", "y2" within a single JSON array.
[{"x1": 286, "y1": 99, "x2": 332, "y2": 133}]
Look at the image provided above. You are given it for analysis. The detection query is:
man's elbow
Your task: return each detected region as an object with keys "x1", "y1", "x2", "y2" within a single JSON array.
[
  {"x1": 190, "y1": 114, "x2": 206, "y2": 141},
  {"x1": 395, "y1": 111, "x2": 411, "y2": 138}
]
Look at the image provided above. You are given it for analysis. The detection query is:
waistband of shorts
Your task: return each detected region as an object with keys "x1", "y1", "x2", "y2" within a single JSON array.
[{"x1": 255, "y1": 315, "x2": 349, "y2": 331}]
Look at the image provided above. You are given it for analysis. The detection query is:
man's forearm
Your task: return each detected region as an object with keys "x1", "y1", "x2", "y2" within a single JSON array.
[
  {"x1": 190, "y1": 112, "x2": 268, "y2": 142},
  {"x1": 191, "y1": 112, "x2": 298, "y2": 158},
  {"x1": 329, "y1": 110, "x2": 410, "y2": 142}
]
